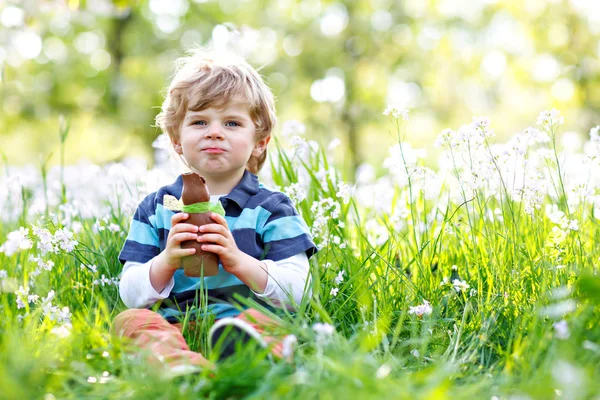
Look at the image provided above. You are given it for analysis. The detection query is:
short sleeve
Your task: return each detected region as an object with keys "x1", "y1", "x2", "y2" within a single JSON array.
[
  {"x1": 259, "y1": 195, "x2": 317, "y2": 262},
  {"x1": 118, "y1": 195, "x2": 161, "y2": 265}
]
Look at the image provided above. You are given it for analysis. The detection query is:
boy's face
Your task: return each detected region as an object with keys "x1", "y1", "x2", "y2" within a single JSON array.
[{"x1": 172, "y1": 99, "x2": 269, "y2": 182}]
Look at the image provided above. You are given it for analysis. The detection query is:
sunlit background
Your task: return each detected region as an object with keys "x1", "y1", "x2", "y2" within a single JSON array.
[{"x1": 1, "y1": 0, "x2": 600, "y2": 178}]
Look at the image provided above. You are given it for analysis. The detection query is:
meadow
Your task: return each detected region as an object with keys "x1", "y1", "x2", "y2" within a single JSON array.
[{"x1": 1, "y1": 109, "x2": 599, "y2": 399}]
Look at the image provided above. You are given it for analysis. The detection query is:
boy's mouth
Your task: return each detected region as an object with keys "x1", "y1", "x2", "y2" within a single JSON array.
[{"x1": 202, "y1": 148, "x2": 225, "y2": 154}]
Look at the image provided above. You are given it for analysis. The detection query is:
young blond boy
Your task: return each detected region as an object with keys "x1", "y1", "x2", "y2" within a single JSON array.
[{"x1": 112, "y1": 48, "x2": 317, "y2": 373}]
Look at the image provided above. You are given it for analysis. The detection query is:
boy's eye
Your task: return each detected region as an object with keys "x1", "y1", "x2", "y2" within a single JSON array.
[
  {"x1": 225, "y1": 121, "x2": 240, "y2": 127},
  {"x1": 192, "y1": 120, "x2": 207, "y2": 126}
]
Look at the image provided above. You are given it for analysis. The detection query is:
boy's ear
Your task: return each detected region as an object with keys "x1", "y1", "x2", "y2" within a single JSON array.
[
  {"x1": 252, "y1": 135, "x2": 271, "y2": 157},
  {"x1": 172, "y1": 139, "x2": 183, "y2": 154}
]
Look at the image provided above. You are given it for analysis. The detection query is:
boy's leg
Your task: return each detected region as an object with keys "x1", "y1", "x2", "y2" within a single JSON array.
[{"x1": 112, "y1": 308, "x2": 213, "y2": 371}]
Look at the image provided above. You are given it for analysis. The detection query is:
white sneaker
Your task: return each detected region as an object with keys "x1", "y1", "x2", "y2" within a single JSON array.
[{"x1": 208, "y1": 317, "x2": 267, "y2": 361}]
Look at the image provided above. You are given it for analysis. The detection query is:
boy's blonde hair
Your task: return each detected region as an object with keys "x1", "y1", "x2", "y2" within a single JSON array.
[{"x1": 155, "y1": 48, "x2": 277, "y2": 174}]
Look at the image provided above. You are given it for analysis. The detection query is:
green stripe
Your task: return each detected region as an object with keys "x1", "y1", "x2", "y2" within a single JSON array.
[{"x1": 182, "y1": 202, "x2": 225, "y2": 216}]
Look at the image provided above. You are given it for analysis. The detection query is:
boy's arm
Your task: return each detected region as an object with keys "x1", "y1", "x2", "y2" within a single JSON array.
[
  {"x1": 119, "y1": 259, "x2": 175, "y2": 308},
  {"x1": 119, "y1": 211, "x2": 201, "y2": 308},
  {"x1": 250, "y1": 252, "x2": 311, "y2": 306}
]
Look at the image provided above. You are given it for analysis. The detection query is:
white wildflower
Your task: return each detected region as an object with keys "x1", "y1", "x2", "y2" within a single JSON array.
[
  {"x1": 30, "y1": 255, "x2": 54, "y2": 272},
  {"x1": 81, "y1": 264, "x2": 98, "y2": 273},
  {"x1": 71, "y1": 221, "x2": 83, "y2": 234},
  {"x1": 472, "y1": 116, "x2": 494, "y2": 139},
  {"x1": 329, "y1": 287, "x2": 339, "y2": 297},
  {"x1": 27, "y1": 294, "x2": 39, "y2": 304},
  {"x1": 289, "y1": 135, "x2": 310, "y2": 159},
  {"x1": 108, "y1": 223, "x2": 120, "y2": 232},
  {"x1": 553, "y1": 320, "x2": 570, "y2": 340},
  {"x1": 546, "y1": 204, "x2": 565, "y2": 225},
  {"x1": 334, "y1": 270, "x2": 345, "y2": 285},
  {"x1": 0, "y1": 270, "x2": 7, "y2": 279},
  {"x1": 452, "y1": 279, "x2": 470, "y2": 293},
  {"x1": 567, "y1": 219, "x2": 579, "y2": 231},
  {"x1": 282, "y1": 334, "x2": 297, "y2": 360},
  {"x1": 32, "y1": 226, "x2": 55, "y2": 254},
  {"x1": 408, "y1": 300, "x2": 432, "y2": 317},
  {"x1": 312, "y1": 322, "x2": 335, "y2": 337},
  {"x1": 281, "y1": 120, "x2": 306, "y2": 137},
  {"x1": 411, "y1": 349, "x2": 420, "y2": 358},
  {"x1": 375, "y1": 363, "x2": 392, "y2": 379},
  {"x1": 16, "y1": 286, "x2": 31, "y2": 309},
  {"x1": 51, "y1": 324, "x2": 72, "y2": 338},
  {"x1": 0, "y1": 227, "x2": 33, "y2": 256},
  {"x1": 284, "y1": 182, "x2": 307, "y2": 204},
  {"x1": 536, "y1": 109, "x2": 564, "y2": 130},
  {"x1": 434, "y1": 128, "x2": 456, "y2": 148},
  {"x1": 328, "y1": 137, "x2": 342, "y2": 151},
  {"x1": 336, "y1": 182, "x2": 355, "y2": 204},
  {"x1": 383, "y1": 105, "x2": 410, "y2": 121},
  {"x1": 93, "y1": 274, "x2": 119, "y2": 286},
  {"x1": 53, "y1": 228, "x2": 78, "y2": 253},
  {"x1": 523, "y1": 126, "x2": 550, "y2": 144},
  {"x1": 590, "y1": 126, "x2": 600, "y2": 143}
]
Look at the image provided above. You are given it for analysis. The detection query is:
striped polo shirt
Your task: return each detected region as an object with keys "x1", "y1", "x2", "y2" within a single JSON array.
[{"x1": 118, "y1": 170, "x2": 317, "y2": 322}]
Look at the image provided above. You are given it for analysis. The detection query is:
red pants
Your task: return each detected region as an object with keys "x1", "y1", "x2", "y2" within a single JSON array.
[{"x1": 111, "y1": 308, "x2": 286, "y2": 371}]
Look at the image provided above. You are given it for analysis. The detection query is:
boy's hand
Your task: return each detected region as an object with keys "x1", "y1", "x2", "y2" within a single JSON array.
[
  {"x1": 197, "y1": 213, "x2": 246, "y2": 274},
  {"x1": 161, "y1": 212, "x2": 200, "y2": 271}
]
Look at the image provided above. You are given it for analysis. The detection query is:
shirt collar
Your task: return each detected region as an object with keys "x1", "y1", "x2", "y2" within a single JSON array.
[{"x1": 221, "y1": 170, "x2": 259, "y2": 209}]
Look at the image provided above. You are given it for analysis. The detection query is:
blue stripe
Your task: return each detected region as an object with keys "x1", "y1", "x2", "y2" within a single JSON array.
[
  {"x1": 172, "y1": 265, "x2": 244, "y2": 292},
  {"x1": 127, "y1": 219, "x2": 159, "y2": 246},
  {"x1": 227, "y1": 206, "x2": 271, "y2": 231},
  {"x1": 262, "y1": 215, "x2": 310, "y2": 242},
  {"x1": 149, "y1": 203, "x2": 174, "y2": 230},
  {"x1": 159, "y1": 303, "x2": 241, "y2": 319}
]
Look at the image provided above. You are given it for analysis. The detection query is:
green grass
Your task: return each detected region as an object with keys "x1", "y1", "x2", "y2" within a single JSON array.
[{"x1": 1, "y1": 115, "x2": 599, "y2": 399}]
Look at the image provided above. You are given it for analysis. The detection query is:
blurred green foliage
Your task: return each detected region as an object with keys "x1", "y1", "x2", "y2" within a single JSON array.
[{"x1": 1, "y1": 0, "x2": 600, "y2": 177}]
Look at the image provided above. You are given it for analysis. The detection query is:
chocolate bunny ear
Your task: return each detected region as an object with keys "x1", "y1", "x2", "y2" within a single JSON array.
[{"x1": 181, "y1": 172, "x2": 210, "y2": 205}]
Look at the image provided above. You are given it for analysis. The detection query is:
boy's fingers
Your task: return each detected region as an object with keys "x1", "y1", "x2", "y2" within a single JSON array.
[
  {"x1": 171, "y1": 223, "x2": 199, "y2": 233},
  {"x1": 196, "y1": 233, "x2": 224, "y2": 244},
  {"x1": 211, "y1": 213, "x2": 228, "y2": 226},
  {"x1": 172, "y1": 212, "x2": 189, "y2": 222},
  {"x1": 173, "y1": 232, "x2": 199, "y2": 243},
  {"x1": 199, "y1": 224, "x2": 229, "y2": 235}
]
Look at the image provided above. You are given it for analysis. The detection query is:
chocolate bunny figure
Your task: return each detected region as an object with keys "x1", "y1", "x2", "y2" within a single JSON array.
[{"x1": 179, "y1": 172, "x2": 221, "y2": 277}]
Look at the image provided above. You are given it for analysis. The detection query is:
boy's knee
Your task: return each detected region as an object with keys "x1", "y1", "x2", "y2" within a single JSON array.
[{"x1": 112, "y1": 308, "x2": 162, "y2": 337}]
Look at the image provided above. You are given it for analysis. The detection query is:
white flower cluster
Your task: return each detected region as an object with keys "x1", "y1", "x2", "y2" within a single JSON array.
[
  {"x1": 310, "y1": 198, "x2": 342, "y2": 248},
  {"x1": 329, "y1": 270, "x2": 345, "y2": 297},
  {"x1": 536, "y1": 108, "x2": 564, "y2": 131},
  {"x1": 92, "y1": 215, "x2": 122, "y2": 234},
  {"x1": 408, "y1": 299, "x2": 433, "y2": 317},
  {"x1": 0, "y1": 157, "x2": 179, "y2": 225},
  {"x1": 29, "y1": 255, "x2": 55, "y2": 278},
  {"x1": 93, "y1": 274, "x2": 119, "y2": 287},
  {"x1": 17, "y1": 225, "x2": 79, "y2": 255},
  {"x1": 15, "y1": 288, "x2": 71, "y2": 326},
  {"x1": 312, "y1": 322, "x2": 335, "y2": 337},
  {"x1": 545, "y1": 204, "x2": 579, "y2": 231},
  {"x1": 284, "y1": 182, "x2": 307, "y2": 205},
  {"x1": 383, "y1": 106, "x2": 410, "y2": 121},
  {"x1": 0, "y1": 227, "x2": 33, "y2": 256}
]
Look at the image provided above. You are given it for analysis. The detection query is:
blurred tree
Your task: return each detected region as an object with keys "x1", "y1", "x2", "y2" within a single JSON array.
[{"x1": 1, "y1": 0, "x2": 599, "y2": 177}]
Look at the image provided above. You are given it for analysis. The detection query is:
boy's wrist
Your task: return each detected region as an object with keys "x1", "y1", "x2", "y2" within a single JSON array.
[{"x1": 156, "y1": 252, "x2": 180, "y2": 274}]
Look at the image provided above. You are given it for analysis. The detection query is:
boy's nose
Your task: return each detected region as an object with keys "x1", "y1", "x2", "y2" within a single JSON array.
[{"x1": 205, "y1": 124, "x2": 224, "y2": 139}]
